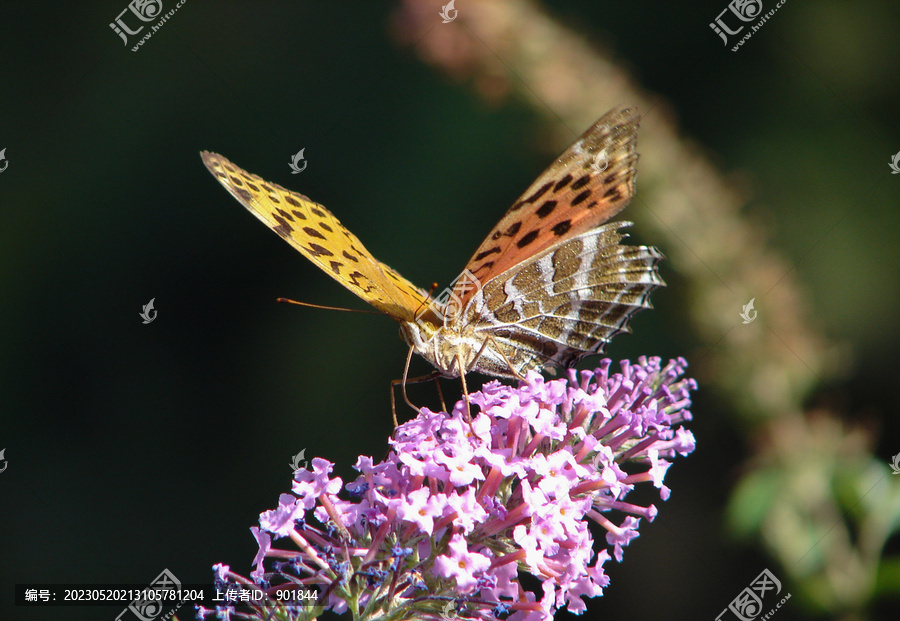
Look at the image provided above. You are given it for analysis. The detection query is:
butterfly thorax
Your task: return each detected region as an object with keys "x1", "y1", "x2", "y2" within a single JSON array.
[{"x1": 398, "y1": 320, "x2": 481, "y2": 378}]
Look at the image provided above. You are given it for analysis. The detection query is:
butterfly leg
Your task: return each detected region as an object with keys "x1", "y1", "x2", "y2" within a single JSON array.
[
  {"x1": 401, "y1": 345, "x2": 415, "y2": 411},
  {"x1": 390, "y1": 372, "x2": 444, "y2": 425},
  {"x1": 485, "y1": 335, "x2": 525, "y2": 381},
  {"x1": 452, "y1": 337, "x2": 524, "y2": 425},
  {"x1": 390, "y1": 346, "x2": 445, "y2": 426},
  {"x1": 434, "y1": 377, "x2": 448, "y2": 414},
  {"x1": 456, "y1": 353, "x2": 472, "y2": 422},
  {"x1": 389, "y1": 379, "x2": 402, "y2": 428},
  {"x1": 453, "y1": 358, "x2": 480, "y2": 435}
]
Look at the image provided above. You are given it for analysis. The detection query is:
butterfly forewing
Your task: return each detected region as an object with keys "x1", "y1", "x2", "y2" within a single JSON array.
[
  {"x1": 454, "y1": 107, "x2": 640, "y2": 306},
  {"x1": 201, "y1": 151, "x2": 430, "y2": 322}
]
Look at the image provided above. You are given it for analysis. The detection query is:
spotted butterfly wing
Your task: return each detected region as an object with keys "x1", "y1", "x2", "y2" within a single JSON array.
[
  {"x1": 201, "y1": 151, "x2": 436, "y2": 323},
  {"x1": 443, "y1": 107, "x2": 664, "y2": 377},
  {"x1": 457, "y1": 107, "x2": 640, "y2": 291}
]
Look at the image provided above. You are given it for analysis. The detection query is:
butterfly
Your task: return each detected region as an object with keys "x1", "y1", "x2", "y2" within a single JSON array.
[{"x1": 202, "y1": 107, "x2": 664, "y2": 418}]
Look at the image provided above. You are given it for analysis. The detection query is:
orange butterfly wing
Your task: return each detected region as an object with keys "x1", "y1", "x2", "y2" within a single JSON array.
[{"x1": 455, "y1": 107, "x2": 639, "y2": 304}]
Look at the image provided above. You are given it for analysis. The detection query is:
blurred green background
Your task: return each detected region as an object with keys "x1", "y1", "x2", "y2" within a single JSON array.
[{"x1": 1, "y1": 2, "x2": 898, "y2": 620}]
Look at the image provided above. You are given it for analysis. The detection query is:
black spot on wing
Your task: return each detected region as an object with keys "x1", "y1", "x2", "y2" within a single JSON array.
[
  {"x1": 285, "y1": 195, "x2": 301, "y2": 207},
  {"x1": 342, "y1": 250, "x2": 359, "y2": 262},
  {"x1": 475, "y1": 247, "x2": 501, "y2": 261},
  {"x1": 307, "y1": 243, "x2": 333, "y2": 257},
  {"x1": 551, "y1": 220, "x2": 572, "y2": 236},
  {"x1": 471, "y1": 261, "x2": 496, "y2": 281},
  {"x1": 570, "y1": 175, "x2": 591, "y2": 191},
  {"x1": 318, "y1": 222, "x2": 333, "y2": 232},
  {"x1": 535, "y1": 200, "x2": 558, "y2": 218},
  {"x1": 553, "y1": 174, "x2": 573, "y2": 192},
  {"x1": 347, "y1": 271, "x2": 367, "y2": 288},
  {"x1": 526, "y1": 181, "x2": 554, "y2": 203},
  {"x1": 273, "y1": 214, "x2": 293, "y2": 238},
  {"x1": 302, "y1": 226, "x2": 326, "y2": 240},
  {"x1": 510, "y1": 181, "x2": 554, "y2": 212},
  {"x1": 490, "y1": 221, "x2": 522, "y2": 241},
  {"x1": 516, "y1": 230, "x2": 540, "y2": 248},
  {"x1": 571, "y1": 190, "x2": 592, "y2": 206}
]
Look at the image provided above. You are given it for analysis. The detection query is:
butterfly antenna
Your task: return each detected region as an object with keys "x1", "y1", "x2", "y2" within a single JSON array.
[{"x1": 276, "y1": 298, "x2": 384, "y2": 315}]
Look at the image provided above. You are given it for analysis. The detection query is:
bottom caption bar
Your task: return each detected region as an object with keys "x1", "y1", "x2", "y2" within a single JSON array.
[{"x1": 15, "y1": 584, "x2": 320, "y2": 607}]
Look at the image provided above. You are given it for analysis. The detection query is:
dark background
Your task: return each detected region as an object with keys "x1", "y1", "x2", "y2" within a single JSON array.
[{"x1": 1, "y1": 2, "x2": 898, "y2": 620}]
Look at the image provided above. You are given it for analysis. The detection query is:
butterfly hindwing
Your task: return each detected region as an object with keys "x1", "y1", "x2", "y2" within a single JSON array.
[
  {"x1": 464, "y1": 223, "x2": 663, "y2": 377},
  {"x1": 201, "y1": 151, "x2": 429, "y2": 322}
]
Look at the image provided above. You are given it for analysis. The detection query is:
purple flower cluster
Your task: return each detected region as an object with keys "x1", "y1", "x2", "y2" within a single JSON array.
[{"x1": 206, "y1": 357, "x2": 696, "y2": 621}]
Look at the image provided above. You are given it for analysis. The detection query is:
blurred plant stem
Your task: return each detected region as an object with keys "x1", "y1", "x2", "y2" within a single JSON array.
[{"x1": 391, "y1": 0, "x2": 900, "y2": 617}]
